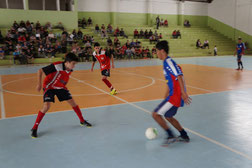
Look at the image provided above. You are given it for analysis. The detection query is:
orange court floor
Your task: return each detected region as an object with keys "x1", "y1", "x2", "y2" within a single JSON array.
[{"x1": 1, "y1": 64, "x2": 252, "y2": 119}]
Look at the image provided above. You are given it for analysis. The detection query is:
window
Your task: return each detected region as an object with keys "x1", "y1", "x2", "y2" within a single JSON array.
[
  {"x1": 29, "y1": 0, "x2": 43, "y2": 10},
  {"x1": 60, "y1": 0, "x2": 72, "y2": 11},
  {"x1": 0, "y1": 0, "x2": 7, "y2": 8},
  {"x1": 45, "y1": 0, "x2": 57, "y2": 10},
  {"x1": 8, "y1": 0, "x2": 24, "y2": 9}
]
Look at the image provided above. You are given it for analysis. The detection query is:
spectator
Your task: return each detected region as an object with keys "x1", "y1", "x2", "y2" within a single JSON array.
[
  {"x1": 101, "y1": 27, "x2": 107, "y2": 39},
  {"x1": 120, "y1": 28, "x2": 128, "y2": 38},
  {"x1": 214, "y1": 45, "x2": 217, "y2": 56},
  {"x1": 81, "y1": 18, "x2": 87, "y2": 28},
  {"x1": 114, "y1": 37, "x2": 120, "y2": 47},
  {"x1": 134, "y1": 29, "x2": 139, "y2": 39},
  {"x1": 184, "y1": 20, "x2": 191, "y2": 27},
  {"x1": 26, "y1": 49, "x2": 34, "y2": 63},
  {"x1": 130, "y1": 47, "x2": 135, "y2": 58},
  {"x1": 196, "y1": 39, "x2": 203, "y2": 49},
  {"x1": 159, "y1": 33, "x2": 163, "y2": 39},
  {"x1": 114, "y1": 27, "x2": 120, "y2": 37},
  {"x1": 126, "y1": 47, "x2": 133, "y2": 59},
  {"x1": 48, "y1": 32, "x2": 56, "y2": 42},
  {"x1": 156, "y1": 16, "x2": 160, "y2": 29},
  {"x1": 107, "y1": 24, "x2": 113, "y2": 33},
  {"x1": 13, "y1": 21, "x2": 19, "y2": 30},
  {"x1": 54, "y1": 22, "x2": 64, "y2": 30},
  {"x1": 88, "y1": 17, "x2": 92, "y2": 25},
  {"x1": 172, "y1": 30, "x2": 177, "y2": 39},
  {"x1": 107, "y1": 37, "x2": 113, "y2": 46},
  {"x1": 126, "y1": 40, "x2": 131, "y2": 48},
  {"x1": 139, "y1": 29, "x2": 144, "y2": 39},
  {"x1": 152, "y1": 46, "x2": 156, "y2": 58},
  {"x1": 13, "y1": 49, "x2": 20, "y2": 64},
  {"x1": 160, "y1": 19, "x2": 164, "y2": 26},
  {"x1": 203, "y1": 39, "x2": 209, "y2": 49},
  {"x1": 37, "y1": 44, "x2": 45, "y2": 58},
  {"x1": 0, "y1": 47, "x2": 5, "y2": 59},
  {"x1": 19, "y1": 51, "x2": 28, "y2": 64},
  {"x1": 176, "y1": 30, "x2": 181, "y2": 39},
  {"x1": 164, "y1": 19, "x2": 168, "y2": 27},
  {"x1": 45, "y1": 44, "x2": 55, "y2": 58},
  {"x1": 95, "y1": 24, "x2": 100, "y2": 33},
  {"x1": 77, "y1": 29, "x2": 83, "y2": 39}
]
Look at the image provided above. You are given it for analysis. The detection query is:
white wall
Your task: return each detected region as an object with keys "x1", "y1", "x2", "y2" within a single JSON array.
[
  {"x1": 78, "y1": 0, "x2": 111, "y2": 12},
  {"x1": 78, "y1": 0, "x2": 207, "y2": 16},
  {"x1": 184, "y1": 1, "x2": 208, "y2": 16},
  {"x1": 208, "y1": 0, "x2": 252, "y2": 36}
]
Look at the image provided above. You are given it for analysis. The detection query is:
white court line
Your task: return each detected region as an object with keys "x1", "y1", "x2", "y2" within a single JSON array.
[
  {"x1": 0, "y1": 75, "x2": 6, "y2": 119},
  {"x1": 71, "y1": 76, "x2": 252, "y2": 161},
  {"x1": 114, "y1": 69, "x2": 215, "y2": 93},
  {"x1": 157, "y1": 79, "x2": 215, "y2": 93}
]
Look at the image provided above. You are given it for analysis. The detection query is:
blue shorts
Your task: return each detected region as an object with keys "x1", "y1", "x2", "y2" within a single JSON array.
[{"x1": 154, "y1": 99, "x2": 178, "y2": 118}]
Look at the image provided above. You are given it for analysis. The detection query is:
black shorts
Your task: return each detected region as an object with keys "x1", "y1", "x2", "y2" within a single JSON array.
[
  {"x1": 43, "y1": 89, "x2": 72, "y2": 103},
  {"x1": 101, "y1": 69, "x2": 110, "y2": 77}
]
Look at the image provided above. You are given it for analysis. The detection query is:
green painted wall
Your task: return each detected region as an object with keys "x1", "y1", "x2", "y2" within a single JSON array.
[
  {"x1": 0, "y1": 9, "x2": 78, "y2": 30},
  {"x1": 208, "y1": 16, "x2": 252, "y2": 48}
]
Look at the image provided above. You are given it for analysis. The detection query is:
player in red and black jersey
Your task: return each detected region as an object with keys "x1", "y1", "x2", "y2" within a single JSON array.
[
  {"x1": 91, "y1": 42, "x2": 117, "y2": 95},
  {"x1": 31, "y1": 53, "x2": 92, "y2": 138}
]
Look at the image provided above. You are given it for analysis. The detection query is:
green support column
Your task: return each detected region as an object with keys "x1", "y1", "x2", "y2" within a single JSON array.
[
  {"x1": 25, "y1": 0, "x2": 29, "y2": 10},
  {"x1": 147, "y1": 13, "x2": 152, "y2": 26},
  {"x1": 111, "y1": 12, "x2": 117, "y2": 26}
]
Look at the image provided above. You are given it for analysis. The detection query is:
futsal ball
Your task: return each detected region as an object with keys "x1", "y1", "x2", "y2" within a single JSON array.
[{"x1": 145, "y1": 128, "x2": 158, "y2": 140}]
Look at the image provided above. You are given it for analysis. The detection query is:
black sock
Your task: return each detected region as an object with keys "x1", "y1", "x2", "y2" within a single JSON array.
[
  {"x1": 166, "y1": 128, "x2": 174, "y2": 138},
  {"x1": 240, "y1": 61, "x2": 243, "y2": 68},
  {"x1": 238, "y1": 62, "x2": 240, "y2": 69},
  {"x1": 179, "y1": 129, "x2": 188, "y2": 137}
]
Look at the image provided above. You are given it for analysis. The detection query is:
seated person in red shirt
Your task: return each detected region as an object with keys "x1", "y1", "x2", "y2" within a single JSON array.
[
  {"x1": 134, "y1": 29, "x2": 139, "y2": 39},
  {"x1": 164, "y1": 19, "x2": 168, "y2": 27},
  {"x1": 172, "y1": 30, "x2": 177, "y2": 39}
]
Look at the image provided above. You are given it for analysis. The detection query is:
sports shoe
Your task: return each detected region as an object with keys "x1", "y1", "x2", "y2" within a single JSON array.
[
  {"x1": 162, "y1": 136, "x2": 177, "y2": 146},
  {"x1": 177, "y1": 135, "x2": 190, "y2": 142},
  {"x1": 31, "y1": 129, "x2": 38, "y2": 138},
  {"x1": 110, "y1": 88, "x2": 117, "y2": 95},
  {"x1": 236, "y1": 68, "x2": 240, "y2": 70},
  {"x1": 80, "y1": 120, "x2": 92, "y2": 127}
]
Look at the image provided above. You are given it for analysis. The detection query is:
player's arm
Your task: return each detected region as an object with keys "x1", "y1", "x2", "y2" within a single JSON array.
[
  {"x1": 36, "y1": 68, "x2": 43, "y2": 92},
  {"x1": 178, "y1": 75, "x2": 191, "y2": 105},
  {"x1": 111, "y1": 53, "x2": 115, "y2": 68},
  {"x1": 164, "y1": 85, "x2": 170, "y2": 99},
  {"x1": 37, "y1": 64, "x2": 57, "y2": 92}
]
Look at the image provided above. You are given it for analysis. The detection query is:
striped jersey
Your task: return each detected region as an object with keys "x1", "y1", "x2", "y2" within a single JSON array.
[
  {"x1": 236, "y1": 43, "x2": 245, "y2": 55},
  {"x1": 42, "y1": 61, "x2": 72, "y2": 92},
  {"x1": 93, "y1": 50, "x2": 111, "y2": 71},
  {"x1": 163, "y1": 56, "x2": 184, "y2": 107}
]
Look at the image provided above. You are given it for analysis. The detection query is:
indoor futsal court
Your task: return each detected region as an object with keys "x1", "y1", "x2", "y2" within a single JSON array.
[
  {"x1": 1, "y1": 0, "x2": 252, "y2": 168},
  {"x1": 0, "y1": 56, "x2": 252, "y2": 167}
]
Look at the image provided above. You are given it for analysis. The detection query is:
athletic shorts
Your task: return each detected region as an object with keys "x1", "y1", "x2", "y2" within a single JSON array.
[
  {"x1": 43, "y1": 89, "x2": 72, "y2": 103},
  {"x1": 154, "y1": 99, "x2": 178, "y2": 118},
  {"x1": 101, "y1": 69, "x2": 110, "y2": 77},
  {"x1": 237, "y1": 54, "x2": 242, "y2": 61}
]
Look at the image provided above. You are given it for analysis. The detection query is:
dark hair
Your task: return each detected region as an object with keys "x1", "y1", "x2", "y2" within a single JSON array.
[
  {"x1": 94, "y1": 42, "x2": 100, "y2": 47},
  {"x1": 64, "y1": 52, "x2": 79, "y2": 62},
  {"x1": 238, "y1": 37, "x2": 242, "y2": 40},
  {"x1": 156, "y1": 40, "x2": 169, "y2": 54}
]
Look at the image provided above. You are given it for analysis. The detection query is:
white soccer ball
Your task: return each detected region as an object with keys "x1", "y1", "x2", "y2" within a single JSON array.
[{"x1": 145, "y1": 128, "x2": 158, "y2": 140}]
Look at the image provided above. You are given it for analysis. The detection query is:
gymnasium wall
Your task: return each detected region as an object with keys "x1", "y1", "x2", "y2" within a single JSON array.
[
  {"x1": 208, "y1": 0, "x2": 252, "y2": 46},
  {"x1": 78, "y1": 0, "x2": 208, "y2": 27}
]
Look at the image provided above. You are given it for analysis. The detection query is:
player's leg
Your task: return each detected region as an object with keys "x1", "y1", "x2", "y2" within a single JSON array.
[
  {"x1": 166, "y1": 117, "x2": 190, "y2": 142},
  {"x1": 101, "y1": 70, "x2": 117, "y2": 95},
  {"x1": 66, "y1": 98, "x2": 92, "y2": 127},
  {"x1": 153, "y1": 100, "x2": 177, "y2": 145},
  {"x1": 31, "y1": 102, "x2": 51, "y2": 138}
]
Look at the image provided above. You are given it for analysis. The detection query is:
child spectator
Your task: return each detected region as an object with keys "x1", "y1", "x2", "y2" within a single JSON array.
[
  {"x1": 95, "y1": 24, "x2": 100, "y2": 33},
  {"x1": 172, "y1": 30, "x2": 177, "y2": 39},
  {"x1": 176, "y1": 30, "x2": 181, "y2": 39},
  {"x1": 214, "y1": 45, "x2": 217, "y2": 56},
  {"x1": 107, "y1": 24, "x2": 113, "y2": 33},
  {"x1": 38, "y1": 45, "x2": 45, "y2": 58}
]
